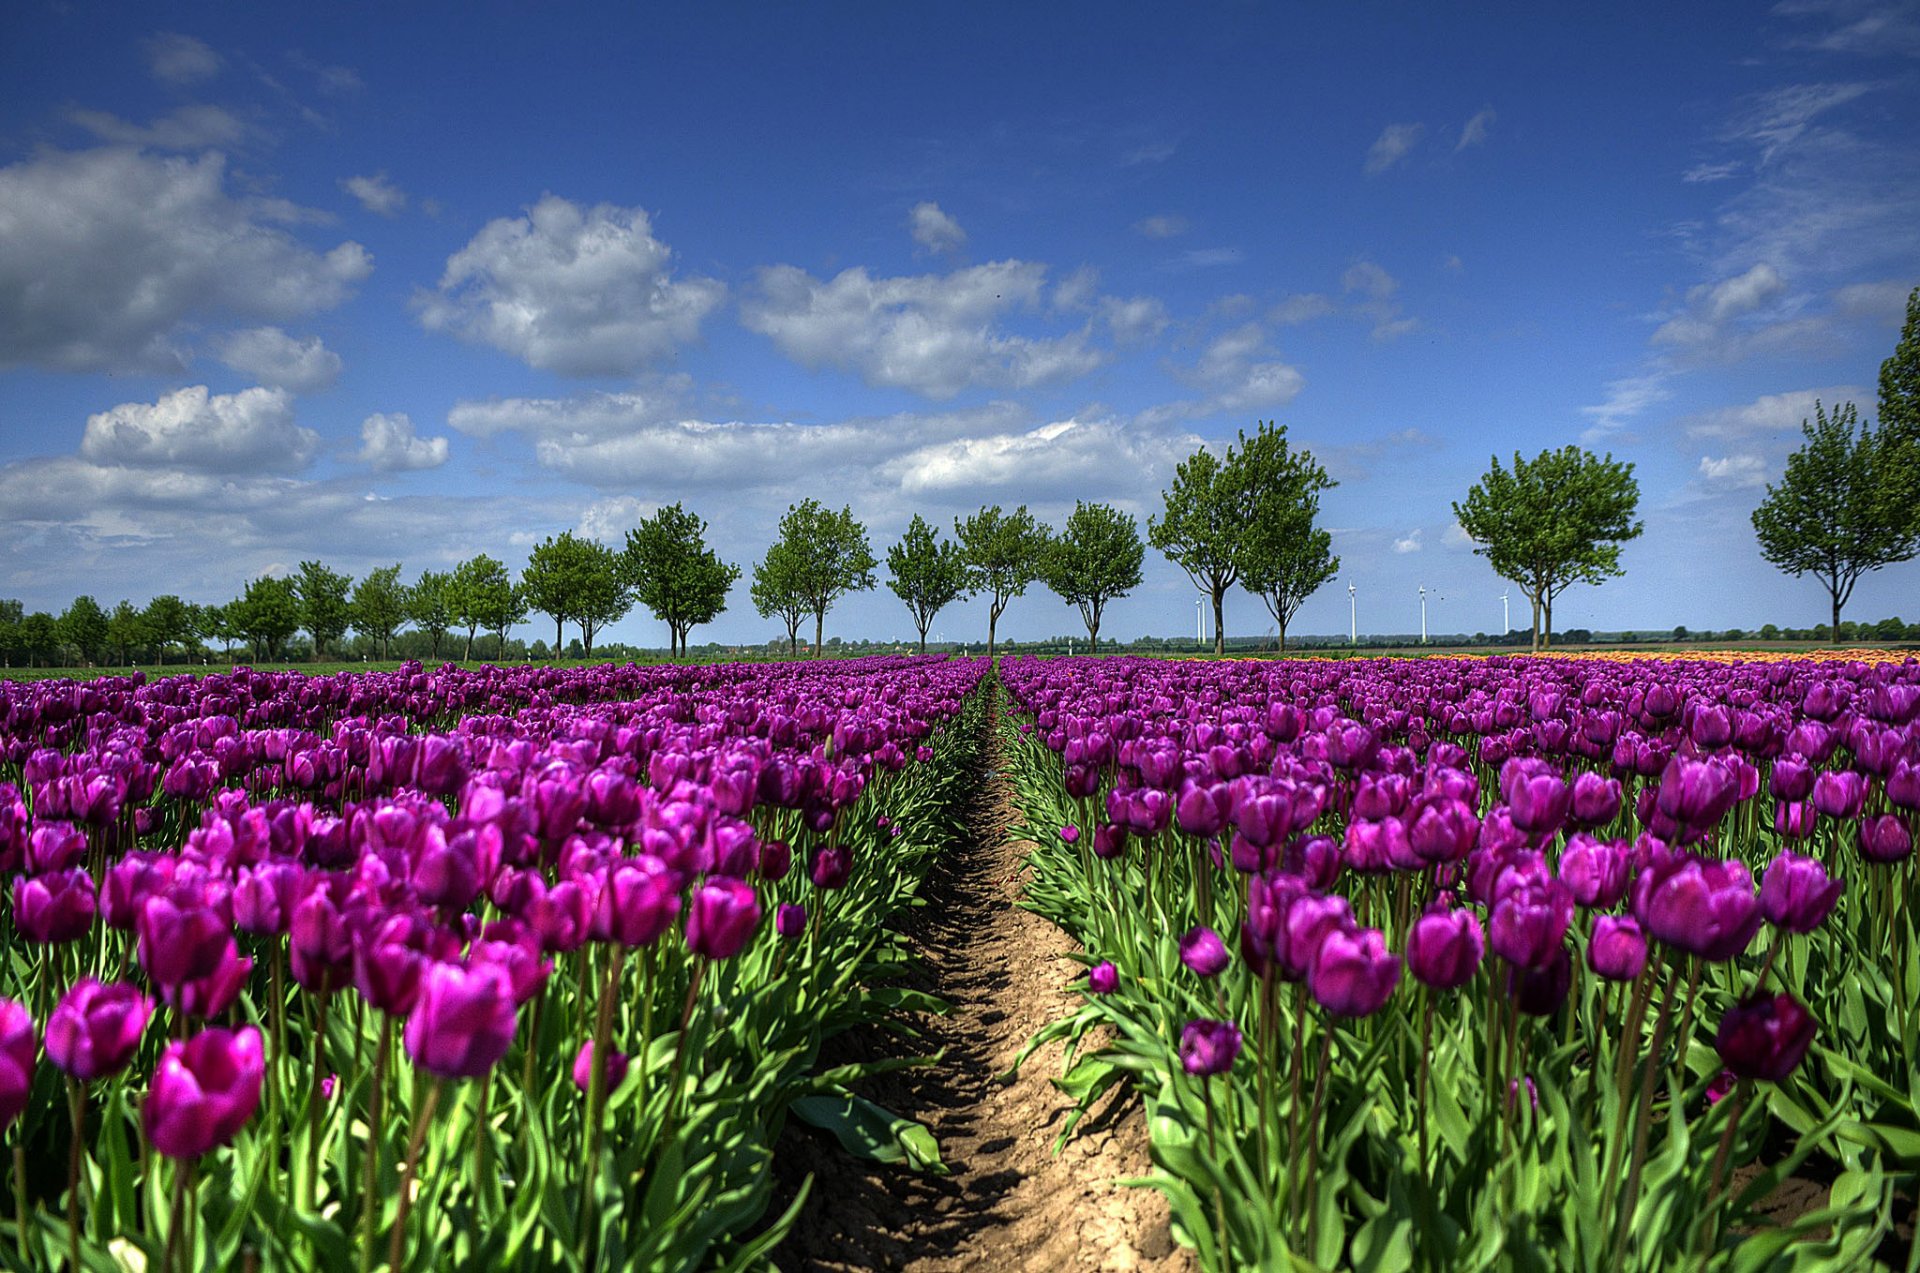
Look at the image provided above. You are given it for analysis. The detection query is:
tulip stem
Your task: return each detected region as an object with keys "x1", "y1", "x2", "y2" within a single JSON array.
[
  {"x1": 1301, "y1": 1025, "x2": 1336, "y2": 1257},
  {"x1": 387, "y1": 1076, "x2": 441, "y2": 1273},
  {"x1": 162, "y1": 1159, "x2": 189, "y2": 1273},
  {"x1": 1416, "y1": 989, "x2": 1433, "y2": 1174},
  {"x1": 578, "y1": 946, "x2": 623, "y2": 1266},
  {"x1": 1285, "y1": 985, "x2": 1307, "y2": 1220},
  {"x1": 67, "y1": 1078, "x2": 86, "y2": 1273},
  {"x1": 14, "y1": 1142, "x2": 27, "y2": 1265},
  {"x1": 358, "y1": 1015, "x2": 392, "y2": 1273},
  {"x1": 1611, "y1": 962, "x2": 1680, "y2": 1264},
  {"x1": 304, "y1": 988, "x2": 331, "y2": 1216},
  {"x1": 1699, "y1": 1080, "x2": 1750, "y2": 1262}
]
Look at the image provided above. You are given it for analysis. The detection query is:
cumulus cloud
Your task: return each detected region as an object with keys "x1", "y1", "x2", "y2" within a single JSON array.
[
  {"x1": 1774, "y1": 0, "x2": 1920, "y2": 56},
  {"x1": 146, "y1": 33, "x2": 221, "y2": 86},
  {"x1": 357, "y1": 413, "x2": 450, "y2": 471},
  {"x1": 1393, "y1": 529, "x2": 1424, "y2": 554},
  {"x1": 1133, "y1": 213, "x2": 1191, "y2": 239},
  {"x1": 342, "y1": 172, "x2": 406, "y2": 216},
  {"x1": 1272, "y1": 293, "x2": 1335, "y2": 325},
  {"x1": 67, "y1": 105, "x2": 252, "y2": 150},
  {"x1": 1456, "y1": 108, "x2": 1496, "y2": 151},
  {"x1": 1051, "y1": 266, "x2": 1100, "y2": 312},
  {"x1": 211, "y1": 327, "x2": 342, "y2": 393},
  {"x1": 1442, "y1": 521, "x2": 1474, "y2": 550},
  {"x1": 1365, "y1": 123, "x2": 1425, "y2": 174},
  {"x1": 79, "y1": 385, "x2": 316, "y2": 474},
  {"x1": 908, "y1": 201, "x2": 966, "y2": 254},
  {"x1": 416, "y1": 194, "x2": 724, "y2": 376},
  {"x1": 0, "y1": 148, "x2": 371, "y2": 373},
  {"x1": 1100, "y1": 295, "x2": 1170, "y2": 344},
  {"x1": 1170, "y1": 323, "x2": 1305, "y2": 415},
  {"x1": 883, "y1": 417, "x2": 1197, "y2": 499},
  {"x1": 740, "y1": 259, "x2": 1104, "y2": 398},
  {"x1": 1680, "y1": 385, "x2": 1865, "y2": 438},
  {"x1": 1698, "y1": 454, "x2": 1771, "y2": 489}
]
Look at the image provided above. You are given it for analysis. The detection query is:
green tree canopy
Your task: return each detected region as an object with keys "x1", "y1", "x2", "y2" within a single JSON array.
[
  {"x1": 1041, "y1": 501, "x2": 1143, "y2": 650},
  {"x1": 1751, "y1": 401, "x2": 1920, "y2": 643},
  {"x1": 763, "y1": 499, "x2": 877, "y2": 656},
  {"x1": 17, "y1": 612, "x2": 59, "y2": 667},
  {"x1": 955, "y1": 504, "x2": 1050, "y2": 658},
  {"x1": 0, "y1": 600, "x2": 21, "y2": 667},
  {"x1": 1235, "y1": 437, "x2": 1339, "y2": 653},
  {"x1": 294, "y1": 561, "x2": 353, "y2": 661},
  {"x1": 751, "y1": 541, "x2": 810, "y2": 655},
  {"x1": 622, "y1": 504, "x2": 739, "y2": 658},
  {"x1": 1452, "y1": 445, "x2": 1643, "y2": 651},
  {"x1": 520, "y1": 533, "x2": 629, "y2": 659},
  {"x1": 105, "y1": 599, "x2": 148, "y2": 665},
  {"x1": 406, "y1": 569, "x2": 455, "y2": 659},
  {"x1": 1880, "y1": 284, "x2": 1920, "y2": 446},
  {"x1": 59, "y1": 595, "x2": 109, "y2": 665},
  {"x1": 143, "y1": 594, "x2": 194, "y2": 665},
  {"x1": 886, "y1": 514, "x2": 972, "y2": 655},
  {"x1": 352, "y1": 564, "x2": 409, "y2": 658},
  {"x1": 232, "y1": 577, "x2": 300, "y2": 660},
  {"x1": 449, "y1": 554, "x2": 517, "y2": 660}
]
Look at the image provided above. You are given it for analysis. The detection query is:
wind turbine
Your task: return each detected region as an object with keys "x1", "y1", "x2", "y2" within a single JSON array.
[
  {"x1": 1419, "y1": 585, "x2": 1429, "y2": 645},
  {"x1": 1348, "y1": 581, "x2": 1357, "y2": 645},
  {"x1": 1500, "y1": 590, "x2": 1510, "y2": 636}
]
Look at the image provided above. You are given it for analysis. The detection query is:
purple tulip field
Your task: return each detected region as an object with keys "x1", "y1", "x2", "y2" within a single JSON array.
[
  {"x1": 1000, "y1": 653, "x2": 1920, "y2": 1270},
  {"x1": 0, "y1": 656, "x2": 989, "y2": 1270}
]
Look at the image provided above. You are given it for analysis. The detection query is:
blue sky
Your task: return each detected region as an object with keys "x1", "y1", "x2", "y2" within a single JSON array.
[{"x1": 2, "y1": 0, "x2": 1917, "y2": 648}]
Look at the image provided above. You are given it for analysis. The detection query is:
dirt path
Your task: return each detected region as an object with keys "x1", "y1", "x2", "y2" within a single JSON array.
[{"x1": 773, "y1": 707, "x2": 1193, "y2": 1272}]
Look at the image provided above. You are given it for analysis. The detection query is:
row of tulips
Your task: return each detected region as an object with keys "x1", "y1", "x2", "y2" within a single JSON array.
[
  {"x1": 1000, "y1": 653, "x2": 1920, "y2": 1271},
  {"x1": 0, "y1": 655, "x2": 987, "y2": 1270}
]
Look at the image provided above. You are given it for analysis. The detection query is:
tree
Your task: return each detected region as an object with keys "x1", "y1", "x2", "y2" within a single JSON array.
[
  {"x1": 1752, "y1": 401, "x2": 1920, "y2": 644},
  {"x1": 520, "y1": 533, "x2": 629, "y2": 659},
  {"x1": 1150, "y1": 422, "x2": 1310, "y2": 656},
  {"x1": 352, "y1": 564, "x2": 409, "y2": 659},
  {"x1": 294, "y1": 561, "x2": 353, "y2": 661},
  {"x1": 105, "y1": 599, "x2": 148, "y2": 665},
  {"x1": 886, "y1": 515, "x2": 971, "y2": 655},
  {"x1": 232, "y1": 577, "x2": 300, "y2": 661},
  {"x1": 0, "y1": 599, "x2": 23, "y2": 667},
  {"x1": 1881, "y1": 285, "x2": 1920, "y2": 446},
  {"x1": 450, "y1": 554, "x2": 515, "y2": 660},
  {"x1": 60, "y1": 596, "x2": 109, "y2": 665},
  {"x1": 955, "y1": 505, "x2": 1050, "y2": 658},
  {"x1": 622, "y1": 504, "x2": 739, "y2": 658},
  {"x1": 764, "y1": 500, "x2": 877, "y2": 657},
  {"x1": 751, "y1": 542, "x2": 810, "y2": 655},
  {"x1": 143, "y1": 595, "x2": 193, "y2": 665},
  {"x1": 1453, "y1": 445, "x2": 1643, "y2": 651},
  {"x1": 197, "y1": 602, "x2": 237, "y2": 659},
  {"x1": 407, "y1": 570, "x2": 455, "y2": 659},
  {"x1": 18, "y1": 613, "x2": 58, "y2": 668},
  {"x1": 1235, "y1": 434, "x2": 1339, "y2": 653},
  {"x1": 1041, "y1": 502, "x2": 1143, "y2": 650}
]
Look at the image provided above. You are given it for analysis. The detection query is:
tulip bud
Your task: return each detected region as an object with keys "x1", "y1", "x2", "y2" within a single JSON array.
[
  {"x1": 1178, "y1": 927, "x2": 1230, "y2": 978},
  {"x1": 143, "y1": 1026, "x2": 265, "y2": 1159},
  {"x1": 1860, "y1": 814, "x2": 1914, "y2": 864},
  {"x1": 775, "y1": 902, "x2": 808, "y2": 939},
  {"x1": 0, "y1": 1000, "x2": 34, "y2": 1133},
  {"x1": 1405, "y1": 906, "x2": 1484, "y2": 990},
  {"x1": 810, "y1": 845, "x2": 852, "y2": 890},
  {"x1": 1758, "y1": 851, "x2": 1842, "y2": 933},
  {"x1": 1586, "y1": 916, "x2": 1647, "y2": 982},
  {"x1": 572, "y1": 1040, "x2": 629, "y2": 1094},
  {"x1": 1713, "y1": 993, "x2": 1815, "y2": 1082},
  {"x1": 1087, "y1": 961, "x2": 1119, "y2": 995},
  {"x1": 46, "y1": 978, "x2": 151, "y2": 1081},
  {"x1": 1308, "y1": 927, "x2": 1401, "y2": 1017},
  {"x1": 1178, "y1": 1019, "x2": 1242, "y2": 1076},
  {"x1": 685, "y1": 878, "x2": 761, "y2": 960},
  {"x1": 403, "y1": 962, "x2": 516, "y2": 1079}
]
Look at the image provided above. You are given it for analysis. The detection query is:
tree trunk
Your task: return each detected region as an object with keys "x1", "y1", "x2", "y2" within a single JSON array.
[
  {"x1": 1086, "y1": 617, "x2": 1099, "y2": 651},
  {"x1": 917, "y1": 625, "x2": 927, "y2": 656},
  {"x1": 1212, "y1": 590, "x2": 1225, "y2": 657},
  {"x1": 814, "y1": 611, "x2": 824, "y2": 658},
  {"x1": 1832, "y1": 592, "x2": 1842, "y2": 646},
  {"x1": 987, "y1": 609, "x2": 998, "y2": 660},
  {"x1": 1529, "y1": 594, "x2": 1542, "y2": 654},
  {"x1": 1278, "y1": 616, "x2": 1287, "y2": 655},
  {"x1": 1542, "y1": 596, "x2": 1553, "y2": 650},
  {"x1": 464, "y1": 627, "x2": 475, "y2": 661}
]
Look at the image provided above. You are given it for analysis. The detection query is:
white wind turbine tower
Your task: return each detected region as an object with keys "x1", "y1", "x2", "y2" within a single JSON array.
[
  {"x1": 1348, "y1": 581, "x2": 1357, "y2": 645},
  {"x1": 1501, "y1": 589, "x2": 1510, "y2": 636}
]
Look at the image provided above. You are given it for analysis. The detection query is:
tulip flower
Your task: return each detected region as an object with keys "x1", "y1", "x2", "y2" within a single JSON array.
[
  {"x1": 593, "y1": 856, "x2": 682, "y2": 947},
  {"x1": 1560, "y1": 834, "x2": 1630, "y2": 909},
  {"x1": 810, "y1": 845, "x2": 852, "y2": 890},
  {"x1": 1713, "y1": 993, "x2": 1816, "y2": 1082},
  {"x1": 143, "y1": 1026, "x2": 265, "y2": 1159},
  {"x1": 775, "y1": 902, "x2": 808, "y2": 939},
  {"x1": 1088, "y1": 961, "x2": 1119, "y2": 995},
  {"x1": 46, "y1": 979, "x2": 151, "y2": 1081},
  {"x1": 1308, "y1": 927, "x2": 1401, "y2": 1017},
  {"x1": 13, "y1": 869, "x2": 97, "y2": 943},
  {"x1": 1636, "y1": 855, "x2": 1761, "y2": 961},
  {"x1": 1179, "y1": 926, "x2": 1230, "y2": 978},
  {"x1": 1860, "y1": 814, "x2": 1914, "y2": 864},
  {"x1": 1587, "y1": 916, "x2": 1647, "y2": 982},
  {"x1": 0, "y1": 999, "x2": 34, "y2": 1132},
  {"x1": 1406, "y1": 906, "x2": 1484, "y2": 990},
  {"x1": 1758, "y1": 851, "x2": 1842, "y2": 933},
  {"x1": 403, "y1": 961, "x2": 517, "y2": 1079},
  {"x1": 1488, "y1": 878, "x2": 1574, "y2": 970},
  {"x1": 686, "y1": 878, "x2": 762, "y2": 960},
  {"x1": 1178, "y1": 1019, "x2": 1243, "y2": 1076},
  {"x1": 572, "y1": 1041, "x2": 630, "y2": 1095}
]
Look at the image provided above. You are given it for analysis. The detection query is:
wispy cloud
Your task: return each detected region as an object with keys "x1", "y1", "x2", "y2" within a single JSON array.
[
  {"x1": 1365, "y1": 123, "x2": 1425, "y2": 174},
  {"x1": 1456, "y1": 107, "x2": 1496, "y2": 151},
  {"x1": 1133, "y1": 213, "x2": 1190, "y2": 239}
]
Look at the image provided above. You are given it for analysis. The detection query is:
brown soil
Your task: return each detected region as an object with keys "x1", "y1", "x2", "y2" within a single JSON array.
[{"x1": 772, "y1": 711, "x2": 1194, "y2": 1272}]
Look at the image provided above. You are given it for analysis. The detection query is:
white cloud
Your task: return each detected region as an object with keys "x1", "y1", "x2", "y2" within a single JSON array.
[
  {"x1": 0, "y1": 148, "x2": 371, "y2": 373},
  {"x1": 1365, "y1": 123, "x2": 1425, "y2": 174},
  {"x1": 1683, "y1": 161, "x2": 1742, "y2": 183},
  {"x1": 1174, "y1": 323, "x2": 1305, "y2": 415},
  {"x1": 578, "y1": 496, "x2": 661, "y2": 545},
  {"x1": 740, "y1": 259, "x2": 1104, "y2": 398},
  {"x1": 1342, "y1": 260, "x2": 1398, "y2": 301},
  {"x1": 1580, "y1": 374, "x2": 1674, "y2": 437},
  {"x1": 67, "y1": 105, "x2": 252, "y2": 150},
  {"x1": 416, "y1": 194, "x2": 724, "y2": 376},
  {"x1": 211, "y1": 327, "x2": 342, "y2": 393},
  {"x1": 357, "y1": 413, "x2": 450, "y2": 471},
  {"x1": 1774, "y1": 0, "x2": 1920, "y2": 56},
  {"x1": 1271, "y1": 293, "x2": 1335, "y2": 325},
  {"x1": 1051, "y1": 266, "x2": 1099, "y2": 312},
  {"x1": 79, "y1": 386, "x2": 316, "y2": 474},
  {"x1": 1341, "y1": 260, "x2": 1418, "y2": 339},
  {"x1": 1456, "y1": 108, "x2": 1496, "y2": 151},
  {"x1": 1698, "y1": 454, "x2": 1771, "y2": 489},
  {"x1": 1833, "y1": 279, "x2": 1916, "y2": 322},
  {"x1": 146, "y1": 34, "x2": 221, "y2": 86},
  {"x1": 1178, "y1": 247, "x2": 1244, "y2": 268},
  {"x1": 1134, "y1": 214, "x2": 1191, "y2": 239},
  {"x1": 908, "y1": 201, "x2": 966, "y2": 254},
  {"x1": 1121, "y1": 140, "x2": 1178, "y2": 166},
  {"x1": 1681, "y1": 385, "x2": 1865, "y2": 438},
  {"x1": 1442, "y1": 521, "x2": 1474, "y2": 550},
  {"x1": 1393, "y1": 530, "x2": 1424, "y2": 554},
  {"x1": 342, "y1": 173, "x2": 406, "y2": 217},
  {"x1": 1100, "y1": 295, "x2": 1169, "y2": 345},
  {"x1": 884, "y1": 416, "x2": 1196, "y2": 499}
]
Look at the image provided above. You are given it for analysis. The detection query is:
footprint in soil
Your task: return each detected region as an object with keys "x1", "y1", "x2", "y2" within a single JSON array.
[{"x1": 770, "y1": 696, "x2": 1195, "y2": 1273}]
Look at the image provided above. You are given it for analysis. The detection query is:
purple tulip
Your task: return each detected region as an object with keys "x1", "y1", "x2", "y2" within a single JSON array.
[
  {"x1": 593, "y1": 857, "x2": 682, "y2": 947},
  {"x1": 137, "y1": 896, "x2": 232, "y2": 990},
  {"x1": 1501, "y1": 759, "x2": 1571, "y2": 838},
  {"x1": 572, "y1": 1040, "x2": 630, "y2": 1094},
  {"x1": 685, "y1": 878, "x2": 762, "y2": 960},
  {"x1": 1587, "y1": 916, "x2": 1647, "y2": 982},
  {"x1": 1713, "y1": 993, "x2": 1816, "y2": 1082},
  {"x1": 403, "y1": 961, "x2": 517, "y2": 1079},
  {"x1": 1407, "y1": 795, "x2": 1479, "y2": 864},
  {"x1": 775, "y1": 902, "x2": 808, "y2": 939},
  {"x1": 1406, "y1": 906, "x2": 1484, "y2": 990},
  {"x1": 27, "y1": 821, "x2": 87, "y2": 873},
  {"x1": 0, "y1": 1000, "x2": 34, "y2": 1132},
  {"x1": 1280, "y1": 893, "x2": 1355, "y2": 983},
  {"x1": 1775, "y1": 800, "x2": 1817, "y2": 840},
  {"x1": 1178, "y1": 1019, "x2": 1243, "y2": 1076},
  {"x1": 1179, "y1": 926, "x2": 1230, "y2": 978},
  {"x1": 14, "y1": 869, "x2": 97, "y2": 943},
  {"x1": 1758, "y1": 851, "x2": 1842, "y2": 934},
  {"x1": 143, "y1": 1026, "x2": 265, "y2": 1159},
  {"x1": 1088, "y1": 961, "x2": 1119, "y2": 995},
  {"x1": 1560, "y1": 834, "x2": 1630, "y2": 909},
  {"x1": 1860, "y1": 814, "x2": 1914, "y2": 864},
  {"x1": 1058, "y1": 824, "x2": 1081, "y2": 845},
  {"x1": 1810, "y1": 771, "x2": 1867, "y2": 821},
  {"x1": 1308, "y1": 927, "x2": 1401, "y2": 1017},
  {"x1": 1653, "y1": 755, "x2": 1741, "y2": 840},
  {"x1": 1769, "y1": 757, "x2": 1814, "y2": 802},
  {"x1": 46, "y1": 978, "x2": 151, "y2": 1081},
  {"x1": 1636, "y1": 856, "x2": 1761, "y2": 961},
  {"x1": 1488, "y1": 878, "x2": 1573, "y2": 970},
  {"x1": 810, "y1": 845, "x2": 852, "y2": 890},
  {"x1": 1569, "y1": 773, "x2": 1623, "y2": 827}
]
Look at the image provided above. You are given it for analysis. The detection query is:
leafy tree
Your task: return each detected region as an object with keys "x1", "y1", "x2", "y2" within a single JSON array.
[
  {"x1": 622, "y1": 504, "x2": 739, "y2": 658},
  {"x1": 751, "y1": 542, "x2": 810, "y2": 656},
  {"x1": 1041, "y1": 502, "x2": 1143, "y2": 650},
  {"x1": 294, "y1": 561, "x2": 353, "y2": 661},
  {"x1": 1234, "y1": 434, "x2": 1339, "y2": 653},
  {"x1": 450, "y1": 554, "x2": 516, "y2": 660},
  {"x1": 1150, "y1": 422, "x2": 1311, "y2": 655},
  {"x1": 886, "y1": 515, "x2": 971, "y2": 655},
  {"x1": 18, "y1": 612, "x2": 58, "y2": 667},
  {"x1": 352, "y1": 564, "x2": 409, "y2": 659},
  {"x1": 520, "y1": 533, "x2": 629, "y2": 659},
  {"x1": 1881, "y1": 285, "x2": 1920, "y2": 447},
  {"x1": 955, "y1": 504, "x2": 1050, "y2": 658},
  {"x1": 232, "y1": 577, "x2": 300, "y2": 661},
  {"x1": 0, "y1": 599, "x2": 22, "y2": 667},
  {"x1": 143, "y1": 595, "x2": 193, "y2": 665},
  {"x1": 106, "y1": 599, "x2": 148, "y2": 665},
  {"x1": 764, "y1": 499, "x2": 877, "y2": 657},
  {"x1": 1453, "y1": 445, "x2": 1643, "y2": 651},
  {"x1": 1752, "y1": 401, "x2": 1920, "y2": 644},
  {"x1": 60, "y1": 595, "x2": 110, "y2": 665},
  {"x1": 406, "y1": 570, "x2": 455, "y2": 659}
]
